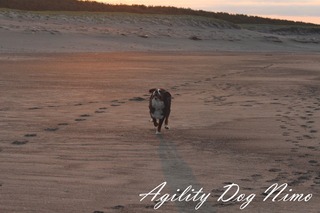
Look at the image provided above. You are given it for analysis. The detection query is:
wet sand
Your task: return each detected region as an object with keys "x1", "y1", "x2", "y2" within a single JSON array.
[{"x1": 0, "y1": 52, "x2": 320, "y2": 212}]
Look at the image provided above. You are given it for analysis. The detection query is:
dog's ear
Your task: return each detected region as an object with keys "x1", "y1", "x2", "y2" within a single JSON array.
[
  {"x1": 159, "y1": 88, "x2": 167, "y2": 93},
  {"x1": 149, "y1": 88, "x2": 156, "y2": 93}
]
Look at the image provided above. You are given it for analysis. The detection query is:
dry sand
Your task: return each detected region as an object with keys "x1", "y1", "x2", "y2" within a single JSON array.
[
  {"x1": 1, "y1": 9, "x2": 320, "y2": 53},
  {"x1": 0, "y1": 9, "x2": 320, "y2": 213}
]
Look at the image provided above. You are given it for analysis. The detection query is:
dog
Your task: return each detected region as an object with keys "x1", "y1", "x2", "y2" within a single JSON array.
[{"x1": 149, "y1": 88, "x2": 171, "y2": 134}]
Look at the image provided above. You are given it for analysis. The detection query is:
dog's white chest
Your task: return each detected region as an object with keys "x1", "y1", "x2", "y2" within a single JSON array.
[{"x1": 151, "y1": 98, "x2": 165, "y2": 119}]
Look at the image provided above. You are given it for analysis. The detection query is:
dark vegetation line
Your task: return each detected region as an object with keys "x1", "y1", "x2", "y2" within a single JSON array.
[{"x1": 0, "y1": 0, "x2": 318, "y2": 26}]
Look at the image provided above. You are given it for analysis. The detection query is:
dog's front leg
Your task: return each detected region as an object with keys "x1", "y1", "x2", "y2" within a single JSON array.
[
  {"x1": 152, "y1": 118, "x2": 158, "y2": 127},
  {"x1": 164, "y1": 110, "x2": 170, "y2": 130},
  {"x1": 156, "y1": 118, "x2": 165, "y2": 134}
]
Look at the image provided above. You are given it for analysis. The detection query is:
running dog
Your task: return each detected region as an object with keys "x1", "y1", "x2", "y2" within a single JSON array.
[{"x1": 149, "y1": 88, "x2": 171, "y2": 134}]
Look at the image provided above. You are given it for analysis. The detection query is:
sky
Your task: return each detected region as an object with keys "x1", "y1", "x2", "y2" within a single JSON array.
[{"x1": 95, "y1": 0, "x2": 320, "y2": 24}]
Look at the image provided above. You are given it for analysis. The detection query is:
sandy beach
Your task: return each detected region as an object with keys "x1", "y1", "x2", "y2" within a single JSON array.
[{"x1": 1, "y1": 9, "x2": 320, "y2": 213}]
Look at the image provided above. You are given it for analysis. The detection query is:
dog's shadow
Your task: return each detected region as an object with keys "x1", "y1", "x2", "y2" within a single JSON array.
[{"x1": 156, "y1": 134, "x2": 214, "y2": 212}]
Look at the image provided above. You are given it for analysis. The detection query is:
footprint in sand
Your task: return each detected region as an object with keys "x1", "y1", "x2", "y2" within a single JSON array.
[
  {"x1": 24, "y1": 133, "x2": 37, "y2": 137},
  {"x1": 12, "y1": 140, "x2": 28, "y2": 145},
  {"x1": 309, "y1": 160, "x2": 318, "y2": 164},
  {"x1": 223, "y1": 181, "x2": 233, "y2": 185},
  {"x1": 95, "y1": 110, "x2": 105, "y2": 113},
  {"x1": 307, "y1": 146, "x2": 316, "y2": 150},
  {"x1": 75, "y1": 118, "x2": 86, "y2": 122},
  {"x1": 94, "y1": 110, "x2": 106, "y2": 113},
  {"x1": 251, "y1": 174, "x2": 262, "y2": 179},
  {"x1": 111, "y1": 205, "x2": 124, "y2": 210},
  {"x1": 129, "y1": 97, "x2": 146, "y2": 102},
  {"x1": 95, "y1": 107, "x2": 107, "y2": 113},
  {"x1": 282, "y1": 132, "x2": 290, "y2": 136},
  {"x1": 170, "y1": 86, "x2": 178, "y2": 90},
  {"x1": 240, "y1": 178, "x2": 251, "y2": 182},
  {"x1": 80, "y1": 114, "x2": 91, "y2": 117},
  {"x1": 298, "y1": 154, "x2": 311, "y2": 158},
  {"x1": 28, "y1": 107, "x2": 42, "y2": 110},
  {"x1": 74, "y1": 114, "x2": 91, "y2": 121},
  {"x1": 44, "y1": 127, "x2": 59, "y2": 131},
  {"x1": 110, "y1": 104, "x2": 121, "y2": 107},
  {"x1": 211, "y1": 188, "x2": 225, "y2": 198},
  {"x1": 111, "y1": 100, "x2": 119, "y2": 103},
  {"x1": 303, "y1": 135, "x2": 313, "y2": 139},
  {"x1": 268, "y1": 168, "x2": 281, "y2": 173},
  {"x1": 145, "y1": 205, "x2": 155, "y2": 209},
  {"x1": 110, "y1": 100, "x2": 122, "y2": 106}
]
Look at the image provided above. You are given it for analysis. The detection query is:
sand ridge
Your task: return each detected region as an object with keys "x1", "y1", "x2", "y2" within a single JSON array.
[{"x1": 1, "y1": 9, "x2": 320, "y2": 53}]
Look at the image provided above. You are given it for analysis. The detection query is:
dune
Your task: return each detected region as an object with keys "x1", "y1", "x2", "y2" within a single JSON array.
[
  {"x1": 0, "y1": 8, "x2": 320, "y2": 213},
  {"x1": 1, "y1": 9, "x2": 320, "y2": 53}
]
